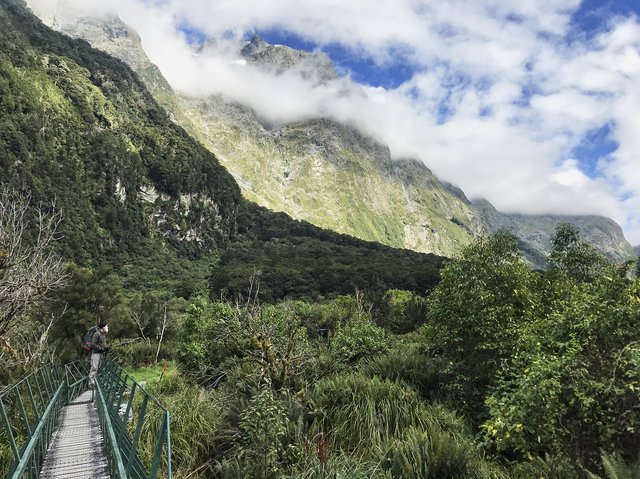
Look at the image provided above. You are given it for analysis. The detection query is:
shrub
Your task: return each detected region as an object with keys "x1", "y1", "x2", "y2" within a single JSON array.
[
  {"x1": 507, "y1": 453, "x2": 578, "y2": 479},
  {"x1": 362, "y1": 344, "x2": 442, "y2": 400},
  {"x1": 235, "y1": 387, "x2": 290, "y2": 478},
  {"x1": 329, "y1": 318, "x2": 390, "y2": 365},
  {"x1": 382, "y1": 289, "x2": 428, "y2": 334},
  {"x1": 586, "y1": 451, "x2": 640, "y2": 479},
  {"x1": 387, "y1": 426, "x2": 482, "y2": 478},
  {"x1": 113, "y1": 340, "x2": 174, "y2": 368},
  {"x1": 424, "y1": 231, "x2": 533, "y2": 413}
]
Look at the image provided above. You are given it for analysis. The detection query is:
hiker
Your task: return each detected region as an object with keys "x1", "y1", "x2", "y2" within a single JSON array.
[{"x1": 88, "y1": 322, "x2": 109, "y2": 388}]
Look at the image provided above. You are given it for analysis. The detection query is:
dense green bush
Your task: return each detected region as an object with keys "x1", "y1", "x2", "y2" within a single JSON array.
[
  {"x1": 387, "y1": 426, "x2": 482, "y2": 478},
  {"x1": 310, "y1": 373, "x2": 435, "y2": 451},
  {"x1": 482, "y1": 269, "x2": 640, "y2": 466},
  {"x1": 176, "y1": 298, "x2": 316, "y2": 390},
  {"x1": 424, "y1": 231, "x2": 534, "y2": 413},
  {"x1": 381, "y1": 289, "x2": 429, "y2": 334},
  {"x1": 362, "y1": 343, "x2": 442, "y2": 401},
  {"x1": 329, "y1": 318, "x2": 390, "y2": 365},
  {"x1": 112, "y1": 340, "x2": 174, "y2": 368}
]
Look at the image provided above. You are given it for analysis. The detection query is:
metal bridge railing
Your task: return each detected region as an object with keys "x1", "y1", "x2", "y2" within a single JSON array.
[
  {"x1": 63, "y1": 360, "x2": 89, "y2": 403},
  {"x1": 1, "y1": 358, "x2": 172, "y2": 479},
  {"x1": 96, "y1": 358, "x2": 172, "y2": 479},
  {"x1": 0, "y1": 363, "x2": 64, "y2": 479}
]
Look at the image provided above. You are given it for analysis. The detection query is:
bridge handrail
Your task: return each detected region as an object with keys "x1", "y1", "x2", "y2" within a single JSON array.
[
  {"x1": 0, "y1": 363, "x2": 64, "y2": 479},
  {"x1": 1, "y1": 358, "x2": 172, "y2": 479},
  {"x1": 96, "y1": 358, "x2": 172, "y2": 479},
  {"x1": 64, "y1": 360, "x2": 89, "y2": 402}
]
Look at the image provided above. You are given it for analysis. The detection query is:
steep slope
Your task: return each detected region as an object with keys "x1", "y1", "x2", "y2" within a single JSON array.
[
  {"x1": 1, "y1": 0, "x2": 445, "y2": 300},
  {"x1": 22, "y1": 11, "x2": 487, "y2": 258},
  {"x1": 0, "y1": 0, "x2": 242, "y2": 265},
  {"x1": 30, "y1": 7, "x2": 635, "y2": 267}
]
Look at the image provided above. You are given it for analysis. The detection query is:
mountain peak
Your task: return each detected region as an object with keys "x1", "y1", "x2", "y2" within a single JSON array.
[
  {"x1": 239, "y1": 34, "x2": 337, "y2": 82},
  {"x1": 240, "y1": 34, "x2": 269, "y2": 56}
]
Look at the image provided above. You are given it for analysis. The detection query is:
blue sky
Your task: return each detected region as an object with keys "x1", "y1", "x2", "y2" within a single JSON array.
[{"x1": 28, "y1": 0, "x2": 640, "y2": 245}]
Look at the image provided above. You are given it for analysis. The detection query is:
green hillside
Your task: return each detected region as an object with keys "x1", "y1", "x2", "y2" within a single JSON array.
[{"x1": 0, "y1": 0, "x2": 443, "y2": 299}]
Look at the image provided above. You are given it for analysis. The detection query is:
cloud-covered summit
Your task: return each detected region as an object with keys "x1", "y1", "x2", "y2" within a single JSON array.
[{"x1": 27, "y1": 0, "x2": 640, "y2": 244}]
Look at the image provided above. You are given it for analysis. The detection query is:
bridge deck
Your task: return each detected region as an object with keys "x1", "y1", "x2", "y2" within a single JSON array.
[{"x1": 39, "y1": 390, "x2": 110, "y2": 479}]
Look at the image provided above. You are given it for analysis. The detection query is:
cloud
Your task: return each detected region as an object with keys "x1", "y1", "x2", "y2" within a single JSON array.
[{"x1": 27, "y1": 0, "x2": 640, "y2": 245}]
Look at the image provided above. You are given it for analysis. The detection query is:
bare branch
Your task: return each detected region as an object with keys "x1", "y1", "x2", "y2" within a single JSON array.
[{"x1": 0, "y1": 187, "x2": 69, "y2": 335}]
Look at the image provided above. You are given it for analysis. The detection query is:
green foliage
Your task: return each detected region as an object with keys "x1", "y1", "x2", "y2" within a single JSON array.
[
  {"x1": 382, "y1": 289, "x2": 429, "y2": 334},
  {"x1": 548, "y1": 222, "x2": 610, "y2": 282},
  {"x1": 0, "y1": 437, "x2": 11, "y2": 479},
  {"x1": 587, "y1": 451, "x2": 640, "y2": 479},
  {"x1": 176, "y1": 297, "x2": 315, "y2": 390},
  {"x1": 0, "y1": 0, "x2": 241, "y2": 267},
  {"x1": 329, "y1": 317, "x2": 390, "y2": 364},
  {"x1": 424, "y1": 230, "x2": 533, "y2": 411},
  {"x1": 387, "y1": 426, "x2": 483, "y2": 478},
  {"x1": 236, "y1": 387, "x2": 289, "y2": 478},
  {"x1": 210, "y1": 216, "x2": 445, "y2": 303},
  {"x1": 113, "y1": 340, "x2": 174, "y2": 368},
  {"x1": 285, "y1": 296, "x2": 359, "y2": 340},
  {"x1": 138, "y1": 374, "x2": 225, "y2": 479},
  {"x1": 175, "y1": 298, "x2": 237, "y2": 382},
  {"x1": 283, "y1": 455, "x2": 392, "y2": 479},
  {"x1": 362, "y1": 343, "x2": 442, "y2": 401},
  {"x1": 507, "y1": 453, "x2": 578, "y2": 478},
  {"x1": 40, "y1": 264, "x2": 134, "y2": 363},
  {"x1": 311, "y1": 373, "x2": 434, "y2": 451},
  {"x1": 482, "y1": 270, "x2": 640, "y2": 465}
]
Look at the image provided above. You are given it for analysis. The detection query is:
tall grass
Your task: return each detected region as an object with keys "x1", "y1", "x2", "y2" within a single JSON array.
[
  {"x1": 284, "y1": 454, "x2": 392, "y2": 479},
  {"x1": 0, "y1": 440, "x2": 11, "y2": 478},
  {"x1": 361, "y1": 344, "x2": 442, "y2": 400},
  {"x1": 137, "y1": 374, "x2": 226, "y2": 479},
  {"x1": 311, "y1": 373, "x2": 429, "y2": 452},
  {"x1": 307, "y1": 372, "x2": 505, "y2": 478}
]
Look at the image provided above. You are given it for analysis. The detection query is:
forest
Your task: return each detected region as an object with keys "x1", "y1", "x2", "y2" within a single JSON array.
[{"x1": 2, "y1": 214, "x2": 639, "y2": 478}]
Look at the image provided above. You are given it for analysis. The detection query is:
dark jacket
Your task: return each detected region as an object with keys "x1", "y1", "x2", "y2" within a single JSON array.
[{"x1": 90, "y1": 329, "x2": 108, "y2": 353}]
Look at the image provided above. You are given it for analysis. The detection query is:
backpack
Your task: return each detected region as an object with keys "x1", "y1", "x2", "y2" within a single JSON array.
[{"x1": 82, "y1": 326, "x2": 99, "y2": 352}]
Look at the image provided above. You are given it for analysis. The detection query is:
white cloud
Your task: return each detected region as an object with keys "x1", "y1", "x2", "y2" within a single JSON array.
[{"x1": 27, "y1": 0, "x2": 640, "y2": 245}]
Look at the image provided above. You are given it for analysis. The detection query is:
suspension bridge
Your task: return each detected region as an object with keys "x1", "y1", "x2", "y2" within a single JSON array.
[{"x1": 0, "y1": 360, "x2": 171, "y2": 479}]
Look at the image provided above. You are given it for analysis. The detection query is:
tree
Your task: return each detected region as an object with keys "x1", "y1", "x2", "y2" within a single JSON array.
[
  {"x1": 483, "y1": 254, "x2": 640, "y2": 468},
  {"x1": 547, "y1": 222, "x2": 609, "y2": 282},
  {"x1": 424, "y1": 231, "x2": 534, "y2": 414},
  {"x1": 0, "y1": 187, "x2": 68, "y2": 336},
  {"x1": 41, "y1": 265, "x2": 133, "y2": 363}
]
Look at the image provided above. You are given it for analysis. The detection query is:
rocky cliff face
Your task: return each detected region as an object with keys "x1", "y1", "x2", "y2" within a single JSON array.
[
  {"x1": 472, "y1": 200, "x2": 635, "y2": 267},
  {"x1": 29, "y1": 6, "x2": 636, "y2": 267},
  {"x1": 238, "y1": 35, "x2": 338, "y2": 83}
]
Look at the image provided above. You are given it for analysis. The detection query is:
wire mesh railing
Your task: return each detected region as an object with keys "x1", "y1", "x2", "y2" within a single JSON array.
[
  {"x1": 0, "y1": 363, "x2": 64, "y2": 479},
  {"x1": 95, "y1": 358, "x2": 172, "y2": 479}
]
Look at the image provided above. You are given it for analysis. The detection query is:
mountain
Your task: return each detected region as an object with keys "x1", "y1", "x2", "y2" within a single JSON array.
[
  {"x1": 0, "y1": 0, "x2": 444, "y2": 300},
  {"x1": 26, "y1": 4, "x2": 636, "y2": 268},
  {"x1": 472, "y1": 199, "x2": 634, "y2": 268}
]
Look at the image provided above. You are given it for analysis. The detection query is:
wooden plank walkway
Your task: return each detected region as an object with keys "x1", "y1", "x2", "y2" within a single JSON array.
[{"x1": 39, "y1": 390, "x2": 110, "y2": 479}]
